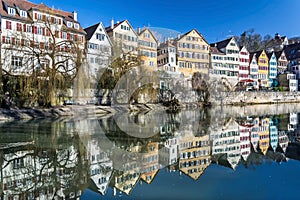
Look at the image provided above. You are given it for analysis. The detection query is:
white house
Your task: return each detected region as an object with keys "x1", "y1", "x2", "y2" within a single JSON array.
[{"x1": 239, "y1": 46, "x2": 250, "y2": 81}]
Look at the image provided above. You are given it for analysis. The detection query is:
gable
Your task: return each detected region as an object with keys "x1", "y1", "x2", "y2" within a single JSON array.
[
  {"x1": 115, "y1": 20, "x2": 138, "y2": 37},
  {"x1": 139, "y1": 28, "x2": 158, "y2": 44},
  {"x1": 178, "y1": 29, "x2": 209, "y2": 45}
]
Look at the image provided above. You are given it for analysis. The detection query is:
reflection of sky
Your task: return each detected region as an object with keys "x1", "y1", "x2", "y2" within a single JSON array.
[{"x1": 81, "y1": 160, "x2": 300, "y2": 199}]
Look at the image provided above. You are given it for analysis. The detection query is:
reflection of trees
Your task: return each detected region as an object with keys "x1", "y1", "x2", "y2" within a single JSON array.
[{"x1": 0, "y1": 119, "x2": 88, "y2": 199}]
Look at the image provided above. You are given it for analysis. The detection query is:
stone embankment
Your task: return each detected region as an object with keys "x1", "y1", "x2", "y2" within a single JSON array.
[{"x1": 210, "y1": 91, "x2": 300, "y2": 105}]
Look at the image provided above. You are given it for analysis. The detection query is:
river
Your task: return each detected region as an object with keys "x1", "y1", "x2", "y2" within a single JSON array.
[{"x1": 1, "y1": 104, "x2": 300, "y2": 199}]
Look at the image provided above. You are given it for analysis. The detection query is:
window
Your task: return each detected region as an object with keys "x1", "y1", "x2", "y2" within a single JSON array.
[
  {"x1": 20, "y1": 10, "x2": 27, "y2": 18},
  {"x1": 149, "y1": 61, "x2": 154, "y2": 66},
  {"x1": 67, "y1": 21, "x2": 72, "y2": 28},
  {"x1": 37, "y1": 13, "x2": 42, "y2": 20},
  {"x1": 144, "y1": 32, "x2": 150, "y2": 38},
  {"x1": 26, "y1": 25, "x2": 32, "y2": 33},
  {"x1": 62, "y1": 32, "x2": 67, "y2": 39},
  {"x1": 37, "y1": 27, "x2": 42, "y2": 35},
  {"x1": 6, "y1": 21, "x2": 12, "y2": 30},
  {"x1": 11, "y1": 56, "x2": 22, "y2": 67},
  {"x1": 96, "y1": 33, "x2": 105, "y2": 41},
  {"x1": 8, "y1": 7, "x2": 15, "y2": 15},
  {"x1": 74, "y1": 23, "x2": 79, "y2": 29},
  {"x1": 16, "y1": 23, "x2": 22, "y2": 31}
]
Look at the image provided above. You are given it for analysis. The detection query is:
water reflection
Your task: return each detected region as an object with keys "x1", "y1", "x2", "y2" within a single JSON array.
[{"x1": 0, "y1": 107, "x2": 300, "y2": 199}]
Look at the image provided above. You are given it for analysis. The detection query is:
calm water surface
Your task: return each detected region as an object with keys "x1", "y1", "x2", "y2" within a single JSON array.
[{"x1": 1, "y1": 105, "x2": 300, "y2": 199}]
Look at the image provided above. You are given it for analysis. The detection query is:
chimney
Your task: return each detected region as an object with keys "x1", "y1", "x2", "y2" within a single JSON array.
[
  {"x1": 137, "y1": 27, "x2": 141, "y2": 34},
  {"x1": 72, "y1": 11, "x2": 77, "y2": 21},
  {"x1": 111, "y1": 19, "x2": 114, "y2": 29},
  {"x1": 177, "y1": 34, "x2": 181, "y2": 39}
]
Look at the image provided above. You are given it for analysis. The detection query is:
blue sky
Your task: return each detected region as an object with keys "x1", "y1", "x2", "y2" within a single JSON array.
[{"x1": 31, "y1": 0, "x2": 300, "y2": 42}]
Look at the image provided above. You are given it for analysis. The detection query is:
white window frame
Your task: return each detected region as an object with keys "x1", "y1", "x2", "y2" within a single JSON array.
[
  {"x1": 74, "y1": 23, "x2": 79, "y2": 29},
  {"x1": 8, "y1": 7, "x2": 15, "y2": 15},
  {"x1": 20, "y1": 10, "x2": 27, "y2": 18},
  {"x1": 67, "y1": 21, "x2": 72, "y2": 28}
]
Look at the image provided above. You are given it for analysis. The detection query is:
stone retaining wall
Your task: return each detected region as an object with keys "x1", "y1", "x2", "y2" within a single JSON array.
[{"x1": 210, "y1": 91, "x2": 300, "y2": 105}]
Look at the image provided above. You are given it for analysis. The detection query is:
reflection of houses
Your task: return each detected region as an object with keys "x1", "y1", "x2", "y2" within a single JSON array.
[
  {"x1": 239, "y1": 124, "x2": 251, "y2": 161},
  {"x1": 250, "y1": 117, "x2": 260, "y2": 152},
  {"x1": 1, "y1": 141, "x2": 84, "y2": 199},
  {"x1": 87, "y1": 139, "x2": 113, "y2": 195},
  {"x1": 140, "y1": 142, "x2": 160, "y2": 184},
  {"x1": 111, "y1": 170, "x2": 140, "y2": 195},
  {"x1": 288, "y1": 113, "x2": 298, "y2": 131},
  {"x1": 258, "y1": 118, "x2": 270, "y2": 155},
  {"x1": 211, "y1": 119, "x2": 240, "y2": 169},
  {"x1": 178, "y1": 131, "x2": 211, "y2": 180},
  {"x1": 269, "y1": 119, "x2": 278, "y2": 152},
  {"x1": 278, "y1": 131, "x2": 289, "y2": 153},
  {"x1": 159, "y1": 137, "x2": 178, "y2": 167}
]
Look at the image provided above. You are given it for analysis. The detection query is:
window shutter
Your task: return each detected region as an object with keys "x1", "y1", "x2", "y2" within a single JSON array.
[
  {"x1": 2, "y1": 36, "x2": 5, "y2": 43},
  {"x1": 12, "y1": 37, "x2": 15, "y2": 44},
  {"x1": 67, "y1": 33, "x2": 70, "y2": 40},
  {"x1": 42, "y1": 28, "x2": 45, "y2": 35},
  {"x1": 58, "y1": 19, "x2": 61, "y2": 24},
  {"x1": 23, "y1": 24, "x2": 26, "y2": 32},
  {"x1": 21, "y1": 39, "x2": 25, "y2": 46},
  {"x1": 34, "y1": 13, "x2": 37, "y2": 19}
]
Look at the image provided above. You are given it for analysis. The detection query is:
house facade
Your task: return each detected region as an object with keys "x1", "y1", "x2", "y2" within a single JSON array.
[
  {"x1": 275, "y1": 50, "x2": 288, "y2": 74},
  {"x1": 255, "y1": 50, "x2": 269, "y2": 88},
  {"x1": 138, "y1": 28, "x2": 158, "y2": 71},
  {"x1": 157, "y1": 40, "x2": 181, "y2": 77},
  {"x1": 239, "y1": 46, "x2": 250, "y2": 81},
  {"x1": 0, "y1": 0, "x2": 86, "y2": 75},
  {"x1": 105, "y1": 19, "x2": 138, "y2": 57},
  {"x1": 209, "y1": 37, "x2": 240, "y2": 87},
  {"x1": 267, "y1": 52, "x2": 278, "y2": 87},
  {"x1": 249, "y1": 53, "x2": 259, "y2": 89},
  {"x1": 84, "y1": 22, "x2": 112, "y2": 91},
  {"x1": 176, "y1": 29, "x2": 210, "y2": 77}
]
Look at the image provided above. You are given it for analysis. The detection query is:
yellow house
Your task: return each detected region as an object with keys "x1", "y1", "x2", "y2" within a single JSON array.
[
  {"x1": 138, "y1": 28, "x2": 158, "y2": 71},
  {"x1": 178, "y1": 132, "x2": 211, "y2": 180},
  {"x1": 176, "y1": 29, "x2": 210, "y2": 77},
  {"x1": 255, "y1": 50, "x2": 269, "y2": 88},
  {"x1": 258, "y1": 117, "x2": 270, "y2": 155},
  {"x1": 140, "y1": 141, "x2": 160, "y2": 184}
]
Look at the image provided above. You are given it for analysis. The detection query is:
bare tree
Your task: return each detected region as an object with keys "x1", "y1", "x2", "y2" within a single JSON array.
[{"x1": 1, "y1": 14, "x2": 85, "y2": 107}]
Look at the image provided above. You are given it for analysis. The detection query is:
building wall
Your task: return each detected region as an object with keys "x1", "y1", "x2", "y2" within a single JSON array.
[
  {"x1": 239, "y1": 47, "x2": 250, "y2": 80},
  {"x1": 177, "y1": 30, "x2": 210, "y2": 77},
  {"x1": 257, "y1": 51, "x2": 269, "y2": 87},
  {"x1": 110, "y1": 21, "x2": 138, "y2": 56},
  {"x1": 138, "y1": 29, "x2": 158, "y2": 71},
  {"x1": 268, "y1": 53, "x2": 278, "y2": 86},
  {"x1": 86, "y1": 23, "x2": 112, "y2": 82}
]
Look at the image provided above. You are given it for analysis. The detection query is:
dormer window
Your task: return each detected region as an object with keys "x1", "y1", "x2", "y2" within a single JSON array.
[
  {"x1": 67, "y1": 21, "x2": 72, "y2": 28},
  {"x1": 8, "y1": 7, "x2": 15, "y2": 15},
  {"x1": 20, "y1": 10, "x2": 27, "y2": 18},
  {"x1": 74, "y1": 23, "x2": 79, "y2": 30}
]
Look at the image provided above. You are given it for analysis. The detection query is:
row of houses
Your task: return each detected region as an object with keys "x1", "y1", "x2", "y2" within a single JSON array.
[{"x1": 1, "y1": 0, "x2": 300, "y2": 99}]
